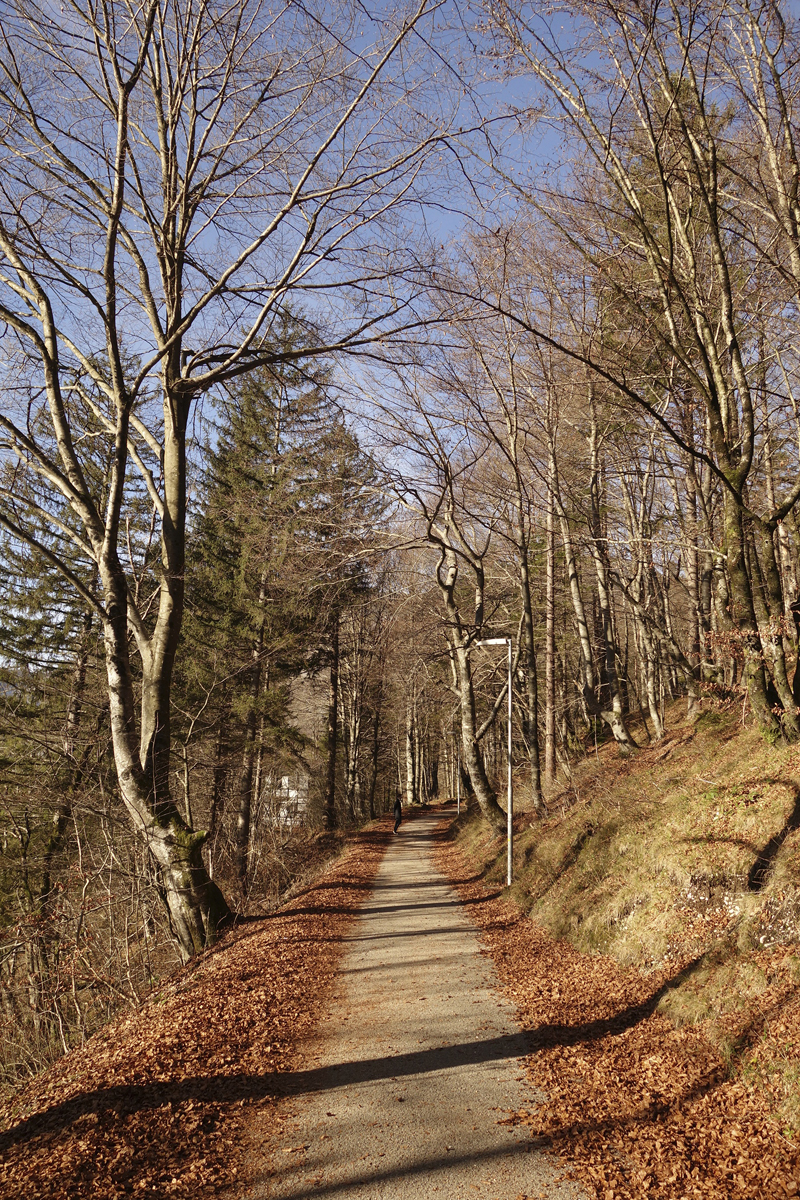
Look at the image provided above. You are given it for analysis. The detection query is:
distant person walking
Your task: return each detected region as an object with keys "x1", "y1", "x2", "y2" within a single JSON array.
[{"x1": 393, "y1": 795, "x2": 402, "y2": 833}]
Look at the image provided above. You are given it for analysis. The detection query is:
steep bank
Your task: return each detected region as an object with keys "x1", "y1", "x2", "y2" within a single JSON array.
[{"x1": 436, "y1": 705, "x2": 800, "y2": 1196}]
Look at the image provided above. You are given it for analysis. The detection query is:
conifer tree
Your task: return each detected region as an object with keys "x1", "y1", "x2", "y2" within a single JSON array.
[{"x1": 184, "y1": 334, "x2": 381, "y2": 886}]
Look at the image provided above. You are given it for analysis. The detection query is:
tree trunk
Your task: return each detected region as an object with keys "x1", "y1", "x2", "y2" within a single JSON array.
[
  {"x1": 723, "y1": 492, "x2": 781, "y2": 736},
  {"x1": 342, "y1": 659, "x2": 363, "y2": 821},
  {"x1": 238, "y1": 376, "x2": 277, "y2": 862},
  {"x1": 207, "y1": 725, "x2": 228, "y2": 881},
  {"x1": 753, "y1": 517, "x2": 800, "y2": 738},
  {"x1": 554, "y1": 460, "x2": 637, "y2": 753},
  {"x1": 683, "y1": 449, "x2": 703, "y2": 720},
  {"x1": 367, "y1": 682, "x2": 383, "y2": 819},
  {"x1": 344, "y1": 710, "x2": 362, "y2": 819},
  {"x1": 453, "y1": 642, "x2": 505, "y2": 828},
  {"x1": 236, "y1": 579, "x2": 267, "y2": 892},
  {"x1": 545, "y1": 439, "x2": 557, "y2": 785},
  {"x1": 587, "y1": 395, "x2": 638, "y2": 751},
  {"x1": 513, "y1": 489, "x2": 545, "y2": 815},
  {"x1": 405, "y1": 701, "x2": 416, "y2": 805},
  {"x1": 435, "y1": 537, "x2": 505, "y2": 829},
  {"x1": 419, "y1": 725, "x2": 426, "y2": 802},
  {"x1": 102, "y1": 555, "x2": 229, "y2": 960},
  {"x1": 324, "y1": 612, "x2": 340, "y2": 830}
]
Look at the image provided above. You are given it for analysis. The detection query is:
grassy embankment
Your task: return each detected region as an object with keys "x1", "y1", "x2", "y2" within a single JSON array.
[{"x1": 454, "y1": 701, "x2": 800, "y2": 1134}]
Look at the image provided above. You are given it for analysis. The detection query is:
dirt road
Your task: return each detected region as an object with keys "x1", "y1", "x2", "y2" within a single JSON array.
[{"x1": 248, "y1": 810, "x2": 581, "y2": 1199}]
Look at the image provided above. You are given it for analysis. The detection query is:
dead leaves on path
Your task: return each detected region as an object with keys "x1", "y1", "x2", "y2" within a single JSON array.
[
  {"x1": 435, "y1": 827, "x2": 800, "y2": 1200},
  {"x1": 6, "y1": 811, "x2": 799, "y2": 1200},
  {"x1": 0, "y1": 828, "x2": 389, "y2": 1200}
]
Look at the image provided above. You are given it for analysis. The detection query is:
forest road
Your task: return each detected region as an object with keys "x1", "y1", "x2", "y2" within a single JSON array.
[{"x1": 246, "y1": 809, "x2": 583, "y2": 1200}]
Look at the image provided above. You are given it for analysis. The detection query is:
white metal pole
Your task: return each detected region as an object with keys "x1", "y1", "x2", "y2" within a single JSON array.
[
  {"x1": 507, "y1": 637, "x2": 513, "y2": 888},
  {"x1": 456, "y1": 749, "x2": 461, "y2": 814}
]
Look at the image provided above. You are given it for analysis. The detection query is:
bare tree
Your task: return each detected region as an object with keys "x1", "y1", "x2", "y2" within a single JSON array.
[
  {"x1": 374, "y1": 374, "x2": 511, "y2": 828},
  {"x1": 471, "y1": 0, "x2": 800, "y2": 738},
  {"x1": 427, "y1": 301, "x2": 549, "y2": 811},
  {"x1": 0, "y1": 0, "x2": 456, "y2": 957}
]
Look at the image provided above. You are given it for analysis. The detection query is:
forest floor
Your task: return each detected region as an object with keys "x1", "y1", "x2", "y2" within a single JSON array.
[
  {"x1": 2, "y1": 707, "x2": 800, "y2": 1199},
  {"x1": 436, "y1": 821, "x2": 800, "y2": 1198},
  {"x1": 0, "y1": 825, "x2": 389, "y2": 1200}
]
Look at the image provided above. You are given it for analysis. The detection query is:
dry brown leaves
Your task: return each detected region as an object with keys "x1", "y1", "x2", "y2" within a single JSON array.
[
  {"x1": 435, "y1": 822, "x2": 800, "y2": 1200},
  {"x1": 0, "y1": 825, "x2": 390, "y2": 1200}
]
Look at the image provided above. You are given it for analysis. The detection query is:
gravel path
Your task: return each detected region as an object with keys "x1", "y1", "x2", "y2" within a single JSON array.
[{"x1": 249, "y1": 810, "x2": 582, "y2": 1199}]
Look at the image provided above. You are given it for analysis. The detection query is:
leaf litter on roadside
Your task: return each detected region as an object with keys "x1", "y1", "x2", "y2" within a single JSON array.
[
  {"x1": 434, "y1": 820, "x2": 800, "y2": 1200},
  {"x1": 0, "y1": 825, "x2": 390, "y2": 1199}
]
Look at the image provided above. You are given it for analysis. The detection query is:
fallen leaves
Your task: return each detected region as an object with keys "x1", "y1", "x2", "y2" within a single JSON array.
[
  {"x1": 0, "y1": 824, "x2": 390, "y2": 1199},
  {"x1": 435, "y1": 820, "x2": 800, "y2": 1200}
]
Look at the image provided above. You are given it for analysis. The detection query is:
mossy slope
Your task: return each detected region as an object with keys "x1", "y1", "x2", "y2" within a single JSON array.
[{"x1": 452, "y1": 703, "x2": 800, "y2": 1131}]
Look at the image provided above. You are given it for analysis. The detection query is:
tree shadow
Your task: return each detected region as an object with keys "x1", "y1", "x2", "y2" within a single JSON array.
[
  {"x1": 245, "y1": 1137, "x2": 554, "y2": 1200},
  {"x1": 523, "y1": 953, "x2": 704, "y2": 1050},
  {"x1": 0, "y1": 954, "x2": 704, "y2": 1153},
  {"x1": 747, "y1": 786, "x2": 800, "y2": 892},
  {"x1": 662, "y1": 777, "x2": 800, "y2": 895}
]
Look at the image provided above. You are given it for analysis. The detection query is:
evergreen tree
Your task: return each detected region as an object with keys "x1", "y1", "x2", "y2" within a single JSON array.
[{"x1": 182, "y1": 334, "x2": 381, "y2": 889}]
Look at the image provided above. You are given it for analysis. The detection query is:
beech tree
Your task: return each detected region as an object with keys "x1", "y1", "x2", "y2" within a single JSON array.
[
  {"x1": 0, "y1": 0, "x2": 456, "y2": 958},
  {"x1": 476, "y1": 0, "x2": 800, "y2": 740}
]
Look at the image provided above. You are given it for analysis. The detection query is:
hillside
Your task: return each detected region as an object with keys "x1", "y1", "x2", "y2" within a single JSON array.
[{"x1": 438, "y1": 702, "x2": 800, "y2": 1196}]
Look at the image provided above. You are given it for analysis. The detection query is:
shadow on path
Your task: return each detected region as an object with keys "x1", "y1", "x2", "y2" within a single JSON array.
[
  {"x1": 0, "y1": 953, "x2": 703, "y2": 1154},
  {"x1": 251, "y1": 1138, "x2": 548, "y2": 1200}
]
